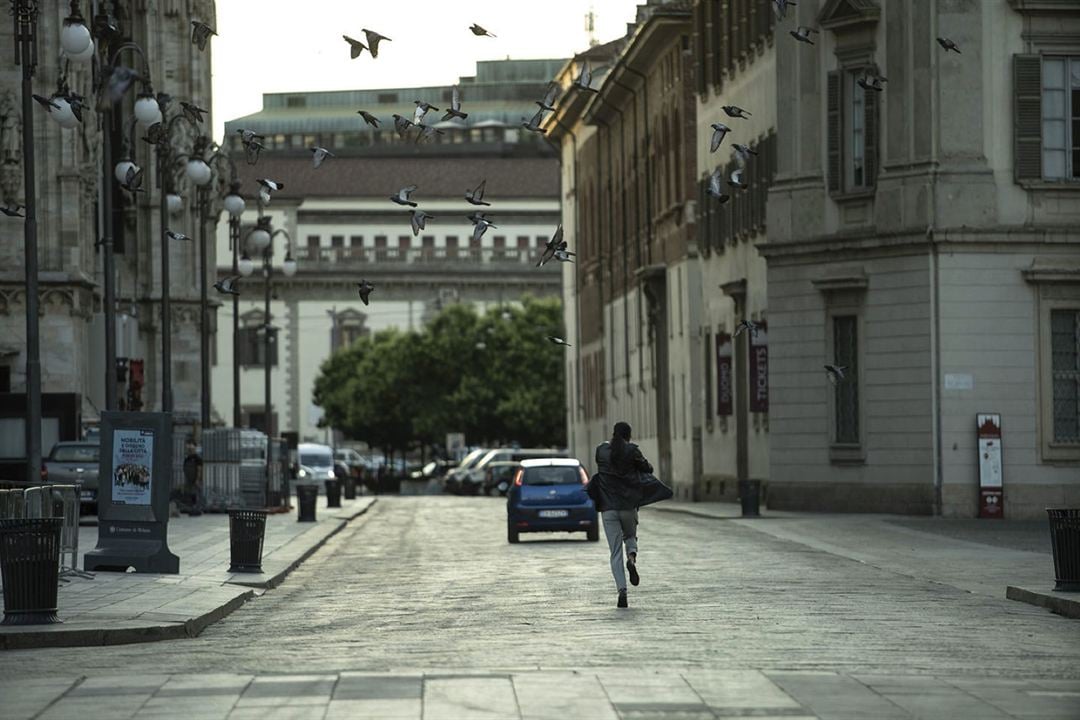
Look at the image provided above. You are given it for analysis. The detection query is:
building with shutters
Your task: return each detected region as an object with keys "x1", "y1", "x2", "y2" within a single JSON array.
[
  {"x1": 762, "y1": 0, "x2": 1080, "y2": 517},
  {"x1": 211, "y1": 59, "x2": 564, "y2": 440}
]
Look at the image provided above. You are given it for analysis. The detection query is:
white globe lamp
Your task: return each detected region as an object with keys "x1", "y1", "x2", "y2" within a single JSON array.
[
  {"x1": 133, "y1": 94, "x2": 162, "y2": 128},
  {"x1": 249, "y1": 226, "x2": 271, "y2": 252},
  {"x1": 282, "y1": 253, "x2": 298, "y2": 277},
  {"x1": 166, "y1": 193, "x2": 183, "y2": 215},
  {"x1": 60, "y1": 18, "x2": 92, "y2": 56},
  {"x1": 114, "y1": 160, "x2": 137, "y2": 183},
  {"x1": 65, "y1": 39, "x2": 95, "y2": 64},
  {"x1": 185, "y1": 159, "x2": 212, "y2": 186},
  {"x1": 238, "y1": 254, "x2": 255, "y2": 277},
  {"x1": 223, "y1": 193, "x2": 245, "y2": 218},
  {"x1": 49, "y1": 97, "x2": 79, "y2": 129}
]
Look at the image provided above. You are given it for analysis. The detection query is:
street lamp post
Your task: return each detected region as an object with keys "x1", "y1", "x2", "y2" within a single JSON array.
[
  {"x1": 222, "y1": 184, "x2": 246, "y2": 428},
  {"x1": 12, "y1": 0, "x2": 42, "y2": 484}
]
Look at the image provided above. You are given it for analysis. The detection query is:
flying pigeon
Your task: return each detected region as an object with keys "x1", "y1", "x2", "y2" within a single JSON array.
[
  {"x1": 143, "y1": 122, "x2": 167, "y2": 147},
  {"x1": 343, "y1": 35, "x2": 368, "y2": 59},
  {"x1": 180, "y1": 101, "x2": 208, "y2": 125},
  {"x1": 392, "y1": 114, "x2": 415, "y2": 140},
  {"x1": 469, "y1": 24, "x2": 496, "y2": 38},
  {"x1": 100, "y1": 65, "x2": 143, "y2": 104},
  {"x1": 0, "y1": 204, "x2": 25, "y2": 218},
  {"x1": 936, "y1": 37, "x2": 960, "y2": 53},
  {"x1": 466, "y1": 180, "x2": 491, "y2": 206},
  {"x1": 166, "y1": 230, "x2": 191, "y2": 242},
  {"x1": 522, "y1": 108, "x2": 546, "y2": 134},
  {"x1": 824, "y1": 364, "x2": 848, "y2": 384},
  {"x1": 256, "y1": 178, "x2": 284, "y2": 205},
  {"x1": 772, "y1": 0, "x2": 797, "y2": 20},
  {"x1": 120, "y1": 165, "x2": 145, "y2": 193},
  {"x1": 536, "y1": 224, "x2": 565, "y2": 267},
  {"x1": 733, "y1": 143, "x2": 758, "y2": 166},
  {"x1": 390, "y1": 184, "x2": 418, "y2": 207},
  {"x1": 537, "y1": 81, "x2": 561, "y2": 112},
  {"x1": 472, "y1": 216, "x2": 497, "y2": 243},
  {"x1": 710, "y1": 123, "x2": 731, "y2": 152},
  {"x1": 64, "y1": 93, "x2": 85, "y2": 123},
  {"x1": 722, "y1": 105, "x2": 752, "y2": 119},
  {"x1": 467, "y1": 211, "x2": 492, "y2": 225},
  {"x1": 31, "y1": 94, "x2": 60, "y2": 112},
  {"x1": 357, "y1": 110, "x2": 380, "y2": 128},
  {"x1": 790, "y1": 26, "x2": 818, "y2": 44},
  {"x1": 442, "y1": 86, "x2": 468, "y2": 121},
  {"x1": 310, "y1": 146, "x2": 335, "y2": 169},
  {"x1": 356, "y1": 280, "x2": 375, "y2": 306},
  {"x1": 734, "y1": 319, "x2": 759, "y2": 338},
  {"x1": 546, "y1": 336, "x2": 572, "y2": 347},
  {"x1": 237, "y1": 129, "x2": 265, "y2": 146},
  {"x1": 214, "y1": 275, "x2": 241, "y2": 296},
  {"x1": 857, "y1": 73, "x2": 887, "y2": 93},
  {"x1": 191, "y1": 21, "x2": 216, "y2": 51},
  {"x1": 156, "y1": 91, "x2": 173, "y2": 112},
  {"x1": 244, "y1": 141, "x2": 265, "y2": 166},
  {"x1": 410, "y1": 209, "x2": 434, "y2": 236},
  {"x1": 362, "y1": 29, "x2": 390, "y2": 58},
  {"x1": 574, "y1": 62, "x2": 597, "y2": 92},
  {"x1": 728, "y1": 167, "x2": 747, "y2": 190},
  {"x1": 554, "y1": 249, "x2": 575, "y2": 263},
  {"x1": 413, "y1": 101, "x2": 440, "y2": 125},
  {"x1": 706, "y1": 169, "x2": 730, "y2": 204},
  {"x1": 415, "y1": 124, "x2": 445, "y2": 144}
]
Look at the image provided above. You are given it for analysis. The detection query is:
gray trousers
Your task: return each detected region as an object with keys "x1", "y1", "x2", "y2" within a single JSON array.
[{"x1": 602, "y1": 509, "x2": 638, "y2": 591}]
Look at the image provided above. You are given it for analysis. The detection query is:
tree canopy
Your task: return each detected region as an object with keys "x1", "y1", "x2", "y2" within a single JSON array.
[{"x1": 311, "y1": 296, "x2": 567, "y2": 456}]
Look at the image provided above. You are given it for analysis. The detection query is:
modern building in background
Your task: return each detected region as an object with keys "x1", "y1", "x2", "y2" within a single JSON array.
[
  {"x1": 553, "y1": 0, "x2": 1080, "y2": 517},
  {"x1": 0, "y1": 2, "x2": 217, "y2": 455},
  {"x1": 212, "y1": 59, "x2": 565, "y2": 441}
]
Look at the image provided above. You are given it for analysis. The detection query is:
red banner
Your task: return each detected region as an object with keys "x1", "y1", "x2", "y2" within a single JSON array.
[
  {"x1": 748, "y1": 321, "x2": 768, "y2": 413},
  {"x1": 716, "y1": 332, "x2": 733, "y2": 417}
]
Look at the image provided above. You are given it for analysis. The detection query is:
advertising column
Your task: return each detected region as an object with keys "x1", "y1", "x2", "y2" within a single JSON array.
[{"x1": 976, "y1": 413, "x2": 1004, "y2": 519}]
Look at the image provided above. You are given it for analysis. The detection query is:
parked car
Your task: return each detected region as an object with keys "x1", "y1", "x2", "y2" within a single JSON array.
[
  {"x1": 334, "y1": 448, "x2": 367, "y2": 480},
  {"x1": 443, "y1": 448, "x2": 489, "y2": 494},
  {"x1": 462, "y1": 448, "x2": 566, "y2": 496},
  {"x1": 410, "y1": 460, "x2": 456, "y2": 481},
  {"x1": 506, "y1": 458, "x2": 599, "y2": 543},
  {"x1": 42, "y1": 441, "x2": 100, "y2": 514},
  {"x1": 296, "y1": 443, "x2": 336, "y2": 484},
  {"x1": 482, "y1": 461, "x2": 521, "y2": 496}
]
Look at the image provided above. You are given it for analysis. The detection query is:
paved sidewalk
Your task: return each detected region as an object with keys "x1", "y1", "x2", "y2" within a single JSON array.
[
  {"x1": 652, "y1": 502, "x2": 1078, "y2": 619},
  {"x1": 0, "y1": 496, "x2": 376, "y2": 650},
  {"x1": 4, "y1": 668, "x2": 1078, "y2": 720}
]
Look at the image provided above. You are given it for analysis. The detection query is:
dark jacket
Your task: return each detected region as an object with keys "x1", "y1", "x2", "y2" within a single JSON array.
[{"x1": 590, "y1": 441, "x2": 672, "y2": 512}]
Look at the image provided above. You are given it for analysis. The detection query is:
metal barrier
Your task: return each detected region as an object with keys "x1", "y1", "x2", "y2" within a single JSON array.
[
  {"x1": 0, "y1": 490, "x2": 23, "y2": 519},
  {"x1": 0, "y1": 486, "x2": 92, "y2": 580}
]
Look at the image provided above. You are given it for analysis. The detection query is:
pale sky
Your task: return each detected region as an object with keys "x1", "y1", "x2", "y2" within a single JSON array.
[{"x1": 210, "y1": 0, "x2": 640, "y2": 142}]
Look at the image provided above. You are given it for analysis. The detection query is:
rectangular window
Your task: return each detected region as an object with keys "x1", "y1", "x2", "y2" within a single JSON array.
[
  {"x1": 331, "y1": 235, "x2": 344, "y2": 248},
  {"x1": 238, "y1": 327, "x2": 277, "y2": 368},
  {"x1": 849, "y1": 72, "x2": 866, "y2": 189},
  {"x1": 827, "y1": 70, "x2": 878, "y2": 194},
  {"x1": 1050, "y1": 309, "x2": 1080, "y2": 443},
  {"x1": 307, "y1": 235, "x2": 319, "y2": 250},
  {"x1": 1041, "y1": 57, "x2": 1080, "y2": 180},
  {"x1": 833, "y1": 315, "x2": 859, "y2": 443}
]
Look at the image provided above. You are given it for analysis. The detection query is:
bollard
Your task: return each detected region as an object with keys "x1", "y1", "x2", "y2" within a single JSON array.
[
  {"x1": 296, "y1": 484, "x2": 318, "y2": 522},
  {"x1": 325, "y1": 479, "x2": 342, "y2": 508},
  {"x1": 0, "y1": 518, "x2": 63, "y2": 625},
  {"x1": 737, "y1": 479, "x2": 761, "y2": 517},
  {"x1": 228, "y1": 510, "x2": 267, "y2": 573},
  {"x1": 343, "y1": 475, "x2": 357, "y2": 500}
]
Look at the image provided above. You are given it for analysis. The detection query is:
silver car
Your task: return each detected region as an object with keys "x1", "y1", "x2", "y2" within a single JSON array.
[{"x1": 43, "y1": 441, "x2": 100, "y2": 512}]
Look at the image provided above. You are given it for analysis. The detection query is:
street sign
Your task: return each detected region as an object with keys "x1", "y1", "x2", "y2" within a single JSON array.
[
  {"x1": 977, "y1": 413, "x2": 1003, "y2": 519},
  {"x1": 84, "y1": 411, "x2": 180, "y2": 573}
]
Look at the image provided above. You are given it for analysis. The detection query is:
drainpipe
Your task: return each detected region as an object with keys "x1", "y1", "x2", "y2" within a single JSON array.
[
  {"x1": 930, "y1": 0, "x2": 943, "y2": 517},
  {"x1": 622, "y1": 62, "x2": 653, "y2": 393},
  {"x1": 596, "y1": 118, "x2": 618, "y2": 404},
  {"x1": 609, "y1": 75, "x2": 636, "y2": 397}
]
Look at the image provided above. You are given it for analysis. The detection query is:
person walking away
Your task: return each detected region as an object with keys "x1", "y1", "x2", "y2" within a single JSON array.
[
  {"x1": 183, "y1": 438, "x2": 204, "y2": 516},
  {"x1": 593, "y1": 421, "x2": 672, "y2": 608}
]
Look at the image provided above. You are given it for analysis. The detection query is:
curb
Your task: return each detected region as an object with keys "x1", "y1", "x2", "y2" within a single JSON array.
[
  {"x1": 1006, "y1": 585, "x2": 1080, "y2": 620},
  {"x1": 0, "y1": 498, "x2": 377, "y2": 650},
  {"x1": 651, "y1": 505, "x2": 778, "y2": 521}
]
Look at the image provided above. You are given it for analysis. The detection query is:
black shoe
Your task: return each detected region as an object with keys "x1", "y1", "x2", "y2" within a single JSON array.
[
  {"x1": 617, "y1": 590, "x2": 628, "y2": 608},
  {"x1": 627, "y1": 559, "x2": 639, "y2": 587}
]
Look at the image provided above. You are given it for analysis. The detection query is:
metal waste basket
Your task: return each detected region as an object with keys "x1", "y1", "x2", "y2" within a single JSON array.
[
  {"x1": 325, "y1": 479, "x2": 342, "y2": 508},
  {"x1": 296, "y1": 484, "x2": 318, "y2": 523},
  {"x1": 343, "y1": 476, "x2": 357, "y2": 500},
  {"x1": 1047, "y1": 508, "x2": 1080, "y2": 592},
  {"x1": 0, "y1": 518, "x2": 63, "y2": 625},
  {"x1": 228, "y1": 510, "x2": 267, "y2": 573},
  {"x1": 738, "y1": 479, "x2": 761, "y2": 517}
]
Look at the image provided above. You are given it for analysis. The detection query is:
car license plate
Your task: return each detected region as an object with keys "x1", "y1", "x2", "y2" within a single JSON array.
[
  {"x1": 538, "y1": 509, "x2": 568, "y2": 518},
  {"x1": 81, "y1": 491, "x2": 95, "y2": 501}
]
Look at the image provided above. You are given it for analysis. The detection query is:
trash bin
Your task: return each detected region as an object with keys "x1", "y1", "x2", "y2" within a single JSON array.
[
  {"x1": 296, "y1": 484, "x2": 318, "y2": 523},
  {"x1": 0, "y1": 518, "x2": 63, "y2": 625},
  {"x1": 738, "y1": 479, "x2": 761, "y2": 517},
  {"x1": 1047, "y1": 508, "x2": 1080, "y2": 592},
  {"x1": 343, "y1": 476, "x2": 357, "y2": 500},
  {"x1": 325, "y1": 479, "x2": 342, "y2": 508},
  {"x1": 228, "y1": 510, "x2": 267, "y2": 573}
]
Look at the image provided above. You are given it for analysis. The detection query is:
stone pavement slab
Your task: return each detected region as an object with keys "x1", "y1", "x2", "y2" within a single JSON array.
[{"x1": 0, "y1": 497, "x2": 375, "y2": 650}]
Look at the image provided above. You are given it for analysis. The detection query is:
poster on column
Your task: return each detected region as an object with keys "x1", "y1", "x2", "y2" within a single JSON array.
[
  {"x1": 716, "y1": 332, "x2": 733, "y2": 416},
  {"x1": 111, "y1": 428, "x2": 154, "y2": 505},
  {"x1": 748, "y1": 321, "x2": 769, "y2": 413}
]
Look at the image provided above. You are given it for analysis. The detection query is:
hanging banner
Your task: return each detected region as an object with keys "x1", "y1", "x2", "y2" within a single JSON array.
[
  {"x1": 977, "y1": 413, "x2": 1003, "y2": 519},
  {"x1": 748, "y1": 321, "x2": 769, "y2": 413},
  {"x1": 716, "y1": 332, "x2": 733, "y2": 417}
]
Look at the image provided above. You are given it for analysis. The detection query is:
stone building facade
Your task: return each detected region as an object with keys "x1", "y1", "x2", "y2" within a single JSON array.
[{"x1": 0, "y1": 0, "x2": 218, "y2": 445}]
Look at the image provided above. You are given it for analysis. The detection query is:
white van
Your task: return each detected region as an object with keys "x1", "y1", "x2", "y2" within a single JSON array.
[{"x1": 297, "y1": 442, "x2": 336, "y2": 483}]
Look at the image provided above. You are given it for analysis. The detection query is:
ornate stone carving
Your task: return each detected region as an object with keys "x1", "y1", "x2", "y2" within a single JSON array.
[{"x1": 0, "y1": 90, "x2": 22, "y2": 207}]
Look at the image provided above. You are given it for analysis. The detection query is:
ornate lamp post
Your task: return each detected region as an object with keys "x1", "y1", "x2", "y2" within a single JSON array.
[
  {"x1": 262, "y1": 223, "x2": 296, "y2": 504},
  {"x1": 221, "y1": 182, "x2": 246, "y2": 427}
]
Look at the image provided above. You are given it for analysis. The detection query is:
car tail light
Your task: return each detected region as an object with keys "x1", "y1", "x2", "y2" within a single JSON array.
[
  {"x1": 579, "y1": 467, "x2": 589, "y2": 485},
  {"x1": 513, "y1": 468, "x2": 524, "y2": 487}
]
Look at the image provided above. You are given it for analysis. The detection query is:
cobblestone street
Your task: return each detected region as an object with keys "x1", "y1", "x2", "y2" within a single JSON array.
[{"x1": 1, "y1": 497, "x2": 1078, "y2": 718}]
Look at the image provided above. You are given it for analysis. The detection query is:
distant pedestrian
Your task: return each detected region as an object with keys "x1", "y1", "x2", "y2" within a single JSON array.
[
  {"x1": 183, "y1": 438, "x2": 204, "y2": 516},
  {"x1": 593, "y1": 422, "x2": 672, "y2": 608}
]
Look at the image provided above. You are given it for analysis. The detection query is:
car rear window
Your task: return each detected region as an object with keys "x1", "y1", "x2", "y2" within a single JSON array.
[
  {"x1": 522, "y1": 466, "x2": 583, "y2": 486},
  {"x1": 300, "y1": 452, "x2": 332, "y2": 467},
  {"x1": 51, "y1": 445, "x2": 99, "y2": 463}
]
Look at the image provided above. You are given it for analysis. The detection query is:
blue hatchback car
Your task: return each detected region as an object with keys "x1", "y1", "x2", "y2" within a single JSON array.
[{"x1": 506, "y1": 458, "x2": 599, "y2": 543}]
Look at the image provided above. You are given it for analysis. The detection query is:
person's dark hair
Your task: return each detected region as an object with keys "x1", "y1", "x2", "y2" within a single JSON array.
[{"x1": 611, "y1": 422, "x2": 632, "y2": 472}]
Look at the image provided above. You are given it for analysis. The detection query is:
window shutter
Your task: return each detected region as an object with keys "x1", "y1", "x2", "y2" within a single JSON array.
[
  {"x1": 1014, "y1": 54, "x2": 1042, "y2": 182},
  {"x1": 696, "y1": 1, "x2": 708, "y2": 94},
  {"x1": 827, "y1": 71, "x2": 842, "y2": 195},
  {"x1": 864, "y1": 79, "x2": 878, "y2": 187}
]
